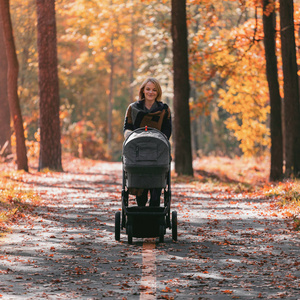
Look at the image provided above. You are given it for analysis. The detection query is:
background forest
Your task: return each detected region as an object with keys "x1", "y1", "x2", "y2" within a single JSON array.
[{"x1": 1, "y1": 0, "x2": 300, "y2": 169}]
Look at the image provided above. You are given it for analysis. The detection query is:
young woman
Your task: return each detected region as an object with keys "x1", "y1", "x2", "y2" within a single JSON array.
[{"x1": 123, "y1": 77, "x2": 172, "y2": 206}]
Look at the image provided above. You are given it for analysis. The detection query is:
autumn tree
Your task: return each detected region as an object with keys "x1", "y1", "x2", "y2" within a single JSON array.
[
  {"x1": 57, "y1": 0, "x2": 148, "y2": 159},
  {"x1": 279, "y1": 0, "x2": 300, "y2": 178},
  {"x1": 10, "y1": 0, "x2": 298, "y2": 163},
  {"x1": 0, "y1": 13, "x2": 11, "y2": 157},
  {"x1": 189, "y1": 1, "x2": 273, "y2": 158},
  {"x1": 128, "y1": 1, "x2": 136, "y2": 104},
  {"x1": 0, "y1": 0, "x2": 28, "y2": 171},
  {"x1": 136, "y1": 1, "x2": 172, "y2": 91},
  {"x1": 107, "y1": 0, "x2": 119, "y2": 152},
  {"x1": 263, "y1": 0, "x2": 283, "y2": 181},
  {"x1": 171, "y1": 0, "x2": 193, "y2": 176},
  {"x1": 10, "y1": 0, "x2": 39, "y2": 140},
  {"x1": 36, "y1": 0, "x2": 62, "y2": 171}
]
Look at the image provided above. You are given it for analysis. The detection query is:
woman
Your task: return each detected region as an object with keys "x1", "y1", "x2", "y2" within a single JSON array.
[{"x1": 123, "y1": 77, "x2": 172, "y2": 207}]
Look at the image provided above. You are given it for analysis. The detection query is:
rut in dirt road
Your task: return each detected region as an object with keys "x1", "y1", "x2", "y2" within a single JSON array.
[{"x1": 0, "y1": 160, "x2": 300, "y2": 299}]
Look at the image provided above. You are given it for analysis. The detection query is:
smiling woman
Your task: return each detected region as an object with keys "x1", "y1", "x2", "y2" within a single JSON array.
[
  {"x1": 123, "y1": 77, "x2": 172, "y2": 207},
  {"x1": 123, "y1": 77, "x2": 171, "y2": 140}
]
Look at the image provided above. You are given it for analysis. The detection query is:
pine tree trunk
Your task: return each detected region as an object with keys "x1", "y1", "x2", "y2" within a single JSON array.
[
  {"x1": 280, "y1": 0, "x2": 300, "y2": 178},
  {"x1": 263, "y1": 0, "x2": 283, "y2": 181},
  {"x1": 129, "y1": 8, "x2": 135, "y2": 104},
  {"x1": 0, "y1": 13, "x2": 11, "y2": 156},
  {"x1": 171, "y1": 0, "x2": 193, "y2": 176},
  {"x1": 108, "y1": 48, "x2": 114, "y2": 152},
  {"x1": 0, "y1": 0, "x2": 28, "y2": 171},
  {"x1": 37, "y1": 0, "x2": 62, "y2": 171}
]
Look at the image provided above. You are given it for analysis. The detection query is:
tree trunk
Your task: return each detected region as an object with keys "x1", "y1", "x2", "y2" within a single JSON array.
[
  {"x1": 129, "y1": 5, "x2": 135, "y2": 104},
  {"x1": 0, "y1": 13, "x2": 11, "y2": 157},
  {"x1": 263, "y1": 0, "x2": 283, "y2": 181},
  {"x1": 190, "y1": 85, "x2": 198, "y2": 155},
  {"x1": 0, "y1": 0, "x2": 28, "y2": 171},
  {"x1": 280, "y1": 0, "x2": 300, "y2": 178},
  {"x1": 108, "y1": 48, "x2": 114, "y2": 152},
  {"x1": 171, "y1": 0, "x2": 193, "y2": 176},
  {"x1": 37, "y1": 0, "x2": 62, "y2": 171}
]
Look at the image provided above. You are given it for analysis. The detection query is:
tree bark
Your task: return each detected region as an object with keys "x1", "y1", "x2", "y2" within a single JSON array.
[
  {"x1": 171, "y1": 0, "x2": 193, "y2": 176},
  {"x1": 37, "y1": 0, "x2": 62, "y2": 171},
  {"x1": 129, "y1": 9, "x2": 135, "y2": 104},
  {"x1": 108, "y1": 47, "x2": 114, "y2": 152},
  {"x1": 263, "y1": 0, "x2": 283, "y2": 181},
  {"x1": 0, "y1": 13, "x2": 11, "y2": 156},
  {"x1": 279, "y1": 0, "x2": 300, "y2": 177},
  {"x1": 0, "y1": 0, "x2": 28, "y2": 171}
]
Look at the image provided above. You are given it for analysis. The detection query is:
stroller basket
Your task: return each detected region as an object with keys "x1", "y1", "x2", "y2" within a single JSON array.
[
  {"x1": 126, "y1": 206, "x2": 165, "y2": 238},
  {"x1": 122, "y1": 128, "x2": 171, "y2": 189}
]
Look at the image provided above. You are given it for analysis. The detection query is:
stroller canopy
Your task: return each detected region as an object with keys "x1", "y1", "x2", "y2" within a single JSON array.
[{"x1": 123, "y1": 128, "x2": 170, "y2": 169}]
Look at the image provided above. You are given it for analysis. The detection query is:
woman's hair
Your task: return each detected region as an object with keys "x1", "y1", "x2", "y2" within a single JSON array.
[{"x1": 138, "y1": 77, "x2": 162, "y2": 102}]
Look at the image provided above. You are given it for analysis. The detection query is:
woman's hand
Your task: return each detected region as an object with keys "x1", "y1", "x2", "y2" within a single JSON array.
[{"x1": 124, "y1": 129, "x2": 132, "y2": 139}]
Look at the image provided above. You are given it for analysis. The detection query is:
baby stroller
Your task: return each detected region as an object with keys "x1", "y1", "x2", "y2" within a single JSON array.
[{"x1": 115, "y1": 127, "x2": 178, "y2": 244}]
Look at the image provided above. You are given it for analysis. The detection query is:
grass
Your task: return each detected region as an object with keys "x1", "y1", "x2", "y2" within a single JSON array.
[
  {"x1": 173, "y1": 155, "x2": 269, "y2": 194},
  {"x1": 176, "y1": 156, "x2": 300, "y2": 230},
  {"x1": 264, "y1": 180, "x2": 300, "y2": 230},
  {"x1": 264, "y1": 180, "x2": 300, "y2": 205},
  {"x1": 0, "y1": 172, "x2": 40, "y2": 234}
]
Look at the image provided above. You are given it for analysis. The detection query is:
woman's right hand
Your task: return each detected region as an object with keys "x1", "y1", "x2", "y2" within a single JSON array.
[{"x1": 124, "y1": 129, "x2": 132, "y2": 139}]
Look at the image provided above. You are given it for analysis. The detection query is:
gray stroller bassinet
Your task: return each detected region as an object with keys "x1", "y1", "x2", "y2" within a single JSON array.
[{"x1": 122, "y1": 126, "x2": 170, "y2": 189}]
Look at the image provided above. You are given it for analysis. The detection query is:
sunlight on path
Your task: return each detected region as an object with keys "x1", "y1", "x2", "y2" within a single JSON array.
[
  {"x1": 1, "y1": 160, "x2": 300, "y2": 299},
  {"x1": 140, "y1": 241, "x2": 156, "y2": 299}
]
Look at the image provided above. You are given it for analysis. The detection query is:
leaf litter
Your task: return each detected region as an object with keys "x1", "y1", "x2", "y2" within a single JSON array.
[{"x1": 0, "y1": 156, "x2": 299, "y2": 299}]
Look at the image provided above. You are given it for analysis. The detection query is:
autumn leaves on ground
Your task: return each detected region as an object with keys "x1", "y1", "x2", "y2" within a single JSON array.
[{"x1": 0, "y1": 156, "x2": 300, "y2": 299}]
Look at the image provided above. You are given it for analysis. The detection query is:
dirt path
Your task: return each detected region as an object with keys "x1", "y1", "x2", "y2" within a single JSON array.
[{"x1": 0, "y1": 160, "x2": 300, "y2": 299}]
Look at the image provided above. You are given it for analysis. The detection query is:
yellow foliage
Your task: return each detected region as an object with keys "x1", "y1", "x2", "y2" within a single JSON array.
[
  {"x1": 0, "y1": 173, "x2": 40, "y2": 231},
  {"x1": 189, "y1": 1, "x2": 271, "y2": 157},
  {"x1": 218, "y1": 47, "x2": 270, "y2": 156}
]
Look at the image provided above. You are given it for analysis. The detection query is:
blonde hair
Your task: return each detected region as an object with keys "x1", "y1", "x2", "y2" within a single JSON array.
[{"x1": 138, "y1": 77, "x2": 162, "y2": 102}]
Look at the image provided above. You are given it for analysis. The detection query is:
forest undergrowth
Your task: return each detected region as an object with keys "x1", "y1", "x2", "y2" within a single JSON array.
[{"x1": 0, "y1": 155, "x2": 299, "y2": 234}]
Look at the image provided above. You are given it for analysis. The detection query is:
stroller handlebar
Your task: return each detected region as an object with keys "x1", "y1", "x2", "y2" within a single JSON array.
[{"x1": 125, "y1": 127, "x2": 169, "y2": 144}]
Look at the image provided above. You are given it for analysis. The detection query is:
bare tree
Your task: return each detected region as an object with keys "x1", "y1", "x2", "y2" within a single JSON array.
[
  {"x1": 279, "y1": 0, "x2": 300, "y2": 178},
  {"x1": 171, "y1": 0, "x2": 193, "y2": 176},
  {"x1": 263, "y1": 0, "x2": 283, "y2": 181},
  {"x1": 0, "y1": 0, "x2": 28, "y2": 171},
  {"x1": 36, "y1": 0, "x2": 62, "y2": 171},
  {"x1": 0, "y1": 13, "x2": 11, "y2": 157},
  {"x1": 107, "y1": 34, "x2": 114, "y2": 153}
]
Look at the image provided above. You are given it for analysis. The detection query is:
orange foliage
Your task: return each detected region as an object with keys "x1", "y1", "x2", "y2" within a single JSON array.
[{"x1": 189, "y1": 1, "x2": 271, "y2": 156}]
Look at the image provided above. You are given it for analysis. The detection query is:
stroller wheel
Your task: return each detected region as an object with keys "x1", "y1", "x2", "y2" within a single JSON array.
[
  {"x1": 166, "y1": 210, "x2": 171, "y2": 229},
  {"x1": 121, "y1": 209, "x2": 126, "y2": 229},
  {"x1": 159, "y1": 225, "x2": 164, "y2": 243},
  {"x1": 127, "y1": 225, "x2": 133, "y2": 244},
  {"x1": 172, "y1": 211, "x2": 178, "y2": 241},
  {"x1": 115, "y1": 212, "x2": 121, "y2": 241}
]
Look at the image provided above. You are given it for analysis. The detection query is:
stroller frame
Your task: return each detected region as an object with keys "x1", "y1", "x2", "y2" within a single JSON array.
[{"x1": 115, "y1": 127, "x2": 178, "y2": 244}]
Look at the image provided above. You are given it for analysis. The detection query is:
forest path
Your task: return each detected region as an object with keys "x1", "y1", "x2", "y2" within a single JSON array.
[{"x1": 0, "y1": 159, "x2": 300, "y2": 299}]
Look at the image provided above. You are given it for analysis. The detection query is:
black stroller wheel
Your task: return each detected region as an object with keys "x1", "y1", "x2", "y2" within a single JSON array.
[
  {"x1": 172, "y1": 211, "x2": 177, "y2": 241},
  {"x1": 115, "y1": 212, "x2": 121, "y2": 241},
  {"x1": 121, "y1": 209, "x2": 126, "y2": 229},
  {"x1": 159, "y1": 225, "x2": 164, "y2": 243},
  {"x1": 127, "y1": 225, "x2": 133, "y2": 244},
  {"x1": 166, "y1": 210, "x2": 171, "y2": 229}
]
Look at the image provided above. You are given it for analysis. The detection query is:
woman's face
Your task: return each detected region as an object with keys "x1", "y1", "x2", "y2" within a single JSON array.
[{"x1": 143, "y1": 81, "x2": 158, "y2": 102}]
